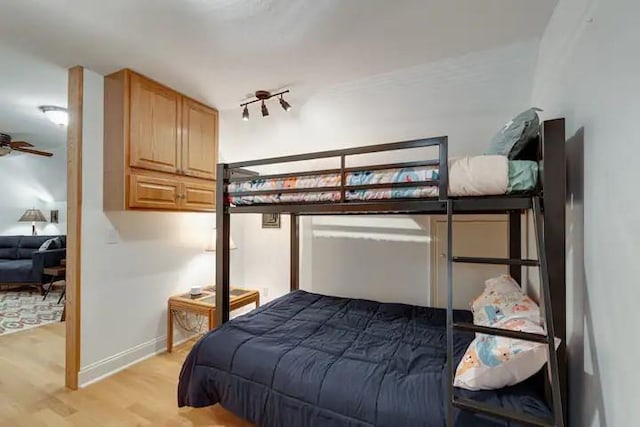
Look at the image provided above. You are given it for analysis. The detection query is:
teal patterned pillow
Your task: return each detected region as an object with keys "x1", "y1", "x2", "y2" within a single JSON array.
[{"x1": 486, "y1": 108, "x2": 542, "y2": 159}]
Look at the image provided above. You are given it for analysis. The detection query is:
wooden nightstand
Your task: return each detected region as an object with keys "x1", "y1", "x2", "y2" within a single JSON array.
[{"x1": 167, "y1": 287, "x2": 259, "y2": 352}]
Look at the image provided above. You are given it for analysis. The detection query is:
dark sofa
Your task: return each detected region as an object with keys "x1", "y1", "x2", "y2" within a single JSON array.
[{"x1": 0, "y1": 235, "x2": 66, "y2": 291}]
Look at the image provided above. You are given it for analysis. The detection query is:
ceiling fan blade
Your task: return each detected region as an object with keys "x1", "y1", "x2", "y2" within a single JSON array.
[
  {"x1": 10, "y1": 141, "x2": 34, "y2": 148},
  {"x1": 12, "y1": 147, "x2": 54, "y2": 157}
]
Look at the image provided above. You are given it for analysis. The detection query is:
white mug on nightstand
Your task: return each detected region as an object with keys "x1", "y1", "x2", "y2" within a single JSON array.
[{"x1": 190, "y1": 286, "x2": 202, "y2": 296}]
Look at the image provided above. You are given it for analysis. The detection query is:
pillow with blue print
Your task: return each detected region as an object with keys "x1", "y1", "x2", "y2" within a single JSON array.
[
  {"x1": 470, "y1": 275, "x2": 540, "y2": 326},
  {"x1": 454, "y1": 316, "x2": 560, "y2": 390},
  {"x1": 455, "y1": 274, "x2": 560, "y2": 390}
]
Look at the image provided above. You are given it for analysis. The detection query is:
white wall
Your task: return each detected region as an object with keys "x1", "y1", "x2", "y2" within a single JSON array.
[
  {"x1": 78, "y1": 69, "x2": 245, "y2": 385},
  {"x1": 220, "y1": 40, "x2": 540, "y2": 305},
  {"x1": 240, "y1": 214, "x2": 292, "y2": 304},
  {"x1": 0, "y1": 146, "x2": 66, "y2": 236},
  {"x1": 240, "y1": 214, "x2": 431, "y2": 307},
  {"x1": 308, "y1": 216, "x2": 430, "y2": 305},
  {"x1": 531, "y1": 0, "x2": 640, "y2": 425},
  {"x1": 222, "y1": 40, "x2": 540, "y2": 163}
]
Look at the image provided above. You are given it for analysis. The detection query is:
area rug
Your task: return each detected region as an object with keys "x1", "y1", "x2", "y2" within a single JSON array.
[{"x1": 0, "y1": 287, "x2": 64, "y2": 336}]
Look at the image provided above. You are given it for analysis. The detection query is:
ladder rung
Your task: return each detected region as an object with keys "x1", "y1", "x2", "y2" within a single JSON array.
[
  {"x1": 453, "y1": 397, "x2": 555, "y2": 427},
  {"x1": 452, "y1": 256, "x2": 539, "y2": 266},
  {"x1": 453, "y1": 322, "x2": 549, "y2": 343}
]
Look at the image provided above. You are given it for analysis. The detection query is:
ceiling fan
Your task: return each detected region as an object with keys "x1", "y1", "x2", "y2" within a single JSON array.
[{"x1": 0, "y1": 133, "x2": 53, "y2": 158}]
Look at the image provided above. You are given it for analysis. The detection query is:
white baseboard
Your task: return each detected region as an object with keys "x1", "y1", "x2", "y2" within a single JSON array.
[{"x1": 78, "y1": 334, "x2": 195, "y2": 388}]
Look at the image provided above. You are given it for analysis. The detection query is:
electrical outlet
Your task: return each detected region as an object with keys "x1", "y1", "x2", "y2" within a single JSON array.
[{"x1": 262, "y1": 287, "x2": 269, "y2": 298}]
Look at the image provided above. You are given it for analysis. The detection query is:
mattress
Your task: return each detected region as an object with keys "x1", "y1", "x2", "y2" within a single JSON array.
[
  {"x1": 178, "y1": 291, "x2": 551, "y2": 427},
  {"x1": 228, "y1": 156, "x2": 538, "y2": 205}
]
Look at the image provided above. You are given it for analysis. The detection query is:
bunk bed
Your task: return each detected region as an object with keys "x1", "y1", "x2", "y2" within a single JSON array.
[{"x1": 178, "y1": 119, "x2": 567, "y2": 427}]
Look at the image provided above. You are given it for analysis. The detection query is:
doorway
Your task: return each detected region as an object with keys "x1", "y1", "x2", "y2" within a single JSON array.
[
  {"x1": 430, "y1": 215, "x2": 509, "y2": 309},
  {"x1": 0, "y1": 48, "x2": 75, "y2": 394}
]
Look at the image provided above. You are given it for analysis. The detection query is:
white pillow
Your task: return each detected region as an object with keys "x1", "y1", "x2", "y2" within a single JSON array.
[
  {"x1": 454, "y1": 317, "x2": 560, "y2": 390},
  {"x1": 38, "y1": 238, "x2": 57, "y2": 252},
  {"x1": 471, "y1": 275, "x2": 540, "y2": 326}
]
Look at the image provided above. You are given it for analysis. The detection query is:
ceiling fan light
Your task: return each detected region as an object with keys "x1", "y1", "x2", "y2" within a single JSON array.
[
  {"x1": 261, "y1": 101, "x2": 269, "y2": 117},
  {"x1": 279, "y1": 97, "x2": 292, "y2": 112},
  {"x1": 242, "y1": 105, "x2": 249, "y2": 121},
  {"x1": 39, "y1": 106, "x2": 68, "y2": 127}
]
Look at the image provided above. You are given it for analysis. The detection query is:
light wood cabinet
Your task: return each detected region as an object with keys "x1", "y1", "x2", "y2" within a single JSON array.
[
  {"x1": 182, "y1": 181, "x2": 216, "y2": 211},
  {"x1": 129, "y1": 173, "x2": 181, "y2": 210},
  {"x1": 129, "y1": 74, "x2": 181, "y2": 174},
  {"x1": 181, "y1": 98, "x2": 218, "y2": 180},
  {"x1": 127, "y1": 172, "x2": 215, "y2": 212},
  {"x1": 104, "y1": 69, "x2": 218, "y2": 212}
]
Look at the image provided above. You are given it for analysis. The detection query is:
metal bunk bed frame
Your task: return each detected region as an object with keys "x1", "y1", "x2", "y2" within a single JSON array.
[{"x1": 215, "y1": 118, "x2": 567, "y2": 427}]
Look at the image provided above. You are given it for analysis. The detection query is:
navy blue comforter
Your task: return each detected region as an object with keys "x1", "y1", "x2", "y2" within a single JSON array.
[{"x1": 178, "y1": 291, "x2": 550, "y2": 426}]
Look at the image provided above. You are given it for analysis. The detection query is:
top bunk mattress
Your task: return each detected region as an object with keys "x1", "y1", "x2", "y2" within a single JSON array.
[{"x1": 228, "y1": 156, "x2": 538, "y2": 205}]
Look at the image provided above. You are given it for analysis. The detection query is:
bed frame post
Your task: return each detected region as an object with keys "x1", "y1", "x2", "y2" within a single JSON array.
[
  {"x1": 541, "y1": 118, "x2": 567, "y2": 424},
  {"x1": 439, "y1": 136, "x2": 448, "y2": 201},
  {"x1": 216, "y1": 163, "x2": 231, "y2": 326},
  {"x1": 290, "y1": 214, "x2": 300, "y2": 291},
  {"x1": 509, "y1": 211, "x2": 522, "y2": 283}
]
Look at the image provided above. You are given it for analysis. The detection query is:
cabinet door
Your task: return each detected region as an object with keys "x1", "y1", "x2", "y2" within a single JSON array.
[
  {"x1": 181, "y1": 181, "x2": 216, "y2": 212},
  {"x1": 129, "y1": 73, "x2": 181, "y2": 174},
  {"x1": 129, "y1": 173, "x2": 180, "y2": 210},
  {"x1": 181, "y1": 98, "x2": 218, "y2": 180}
]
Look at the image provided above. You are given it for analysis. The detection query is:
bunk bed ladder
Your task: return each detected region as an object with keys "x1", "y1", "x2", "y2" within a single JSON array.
[{"x1": 445, "y1": 197, "x2": 564, "y2": 427}]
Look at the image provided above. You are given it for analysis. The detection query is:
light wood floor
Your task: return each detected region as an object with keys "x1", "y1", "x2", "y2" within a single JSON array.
[{"x1": 0, "y1": 322, "x2": 253, "y2": 426}]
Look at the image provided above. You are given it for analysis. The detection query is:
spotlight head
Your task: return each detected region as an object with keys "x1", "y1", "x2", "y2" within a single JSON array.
[
  {"x1": 261, "y1": 101, "x2": 269, "y2": 117},
  {"x1": 279, "y1": 96, "x2": 292, "y2": 112},
  {"x1": 242, "y1": 105, "x2": 249, "y2": 121}
]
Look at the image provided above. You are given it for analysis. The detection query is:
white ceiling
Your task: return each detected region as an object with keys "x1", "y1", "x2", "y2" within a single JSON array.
[
  {"x1": 0, "y1": 45, "x2": 68, "y2": 149},
  {"x1": 0, "y1": 0, "x2": 557, "y2": 148}
]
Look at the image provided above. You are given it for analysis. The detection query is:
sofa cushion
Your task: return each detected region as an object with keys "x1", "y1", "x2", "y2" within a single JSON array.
[
  {"x1": 0, "y1": 259, "x2": 34, "y2": 283},
  {"x1": 38, "y1": 238, "x2": 58, "y2": 251},
  {"x1": 52, "y1": 237, "x2": 62, "y2": 249},
  {"x1": 17, "y1": 236, "x2": 58, "y2": 259},
  {"x1": 0, "y1": 236, "x2": 21, "y2": 260}
]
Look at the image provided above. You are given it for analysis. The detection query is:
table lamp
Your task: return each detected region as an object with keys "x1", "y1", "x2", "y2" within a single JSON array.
[
  {"x1": 204, "y1": 228, "x2": 237, "y2": 252},
  {"x1": 18, "y1": 208, "x2": 47, "y2": 236}
]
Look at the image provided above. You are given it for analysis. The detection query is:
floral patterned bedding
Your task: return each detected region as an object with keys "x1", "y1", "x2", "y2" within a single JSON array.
[
  {"x1": 227, "y1": 160, "x2": 537, "y2": 205},
  {"x1": 228, "y1": 167, "x2": 439, "y2": 205}
]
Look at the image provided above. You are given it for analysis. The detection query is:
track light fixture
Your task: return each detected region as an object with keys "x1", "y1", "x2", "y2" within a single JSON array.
[
  {"x1": 279, "y1": 95, "x2": 292, "y2": 112},
  {"x1": 240, "y1": 89, "x2": 291, "y2": 120}
]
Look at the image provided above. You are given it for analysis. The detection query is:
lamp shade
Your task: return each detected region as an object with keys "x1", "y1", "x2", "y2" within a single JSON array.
[
  {"x1": 205, "y1": 228, "x2": 237, "y2": 252},
  {"x1": 18, "y1": 208, "x2": 47, "y2": 223}
]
